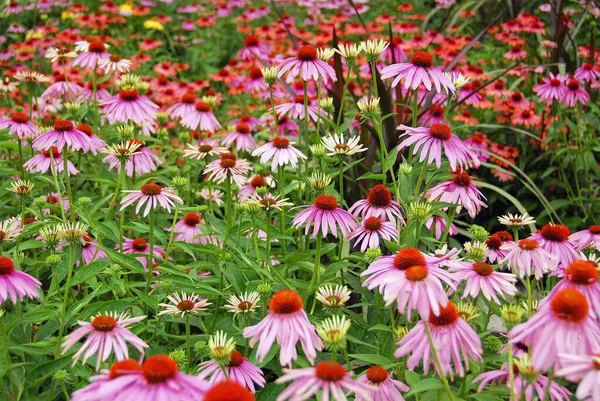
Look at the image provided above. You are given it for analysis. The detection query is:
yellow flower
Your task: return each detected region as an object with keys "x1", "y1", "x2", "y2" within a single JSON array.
[
  {"x1": 61, "y1": 11, "x2": 74, "y2": 20},
  {"x1": 119, "y1": 4, "x2": 133, "y2": 16},
  {"x1": 144, "y1": 19, "x2": 164, "y2": 31}
]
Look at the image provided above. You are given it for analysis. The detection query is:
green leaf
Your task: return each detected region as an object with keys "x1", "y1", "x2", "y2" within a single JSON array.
[
  {"x1": 348, "y1": 353, "x2": 394, "y2": 366},
  {"x1": 405, "y1": 378, "x2": 444, "y2": 397}
]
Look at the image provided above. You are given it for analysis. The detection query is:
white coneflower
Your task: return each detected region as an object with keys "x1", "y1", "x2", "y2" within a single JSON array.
[
  {"x1": 0, "y1": 77, "x2": 18, "y2": 92},
  {"x1": 317, "y1": 315, "x2": 351, "y2": 348},
  {"x1": 336, "y1": 43, "x2": 361, "y2": 65},
  {"x1": 7, "y1": 180, "x2": 34, "y2": 197},
  {"x1": 317, "y1": 47, "x2": 336, "y2": 61},
  {"x1": 322, "y1": 133, "x2": 367, "y2": 156},
  {"x1": 309, "y1": 172, "x2": 333, "y2": 192},
  {"x1": 361, "y1": 39, "x2": 389, "y2": 61},
  {"x1": 209, "y1": 331, "x2": 236, "y2": 362},
  {"x1": 357, "y1": 97, "x2": 381, "y2": 117},
  {"x1": 102, "y1": 141, "x2": 142, "y2": 163},
  {"x1": 158, "y1": 293, "x2": 211, "y2": 318},
  {"x1": 498, "y1": 213, "x2": 536, "y2": 228},
  {"x1": 316, "y1": 285, "x2": 351, "y2": 308},
  {"x1": 260, "y1": 66, "x2": 278, "y2": 85},
  {"x1": 444, "y1": 72, "x2": 470, "y2": 90},
  {"x1": 98, "y1": 54, "x2": 132, "y2": 74},
  {"x1": 463, "y1": 240, "x2": 488, "y2": 261},
  {"x1": 58, "y1": 221, "x2": 89, "y2": 242},
  {"x1": 225, "y1": 292, "x2": 261, "y2": 314},
  {"x1": 251, "y1": 193, "x2": 293, "y2": 211},
  {"x1": 39, "y1": 225, "x2": 61, "y2": 249},
  {"x1": 0, "y1": 219, "x2": 20, "y2": 243},
  {"x1": 13, "y1": 70, "x2": 50, "y2": 84},
  {"x1": 183, "y1": 140, "x2": 227, "y2": 160},
  {"x1": 45, "y1": 47, "x2": 77, "y2": 64}
]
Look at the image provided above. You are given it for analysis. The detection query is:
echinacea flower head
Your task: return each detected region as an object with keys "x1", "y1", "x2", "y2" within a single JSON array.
[
  {"x1": 251, "y1": 193, "x2": 293, "y2": 211},
  {"x1": 61, "y1": 311, "x2": 148, "y2": 370},
  {"x1": 361, "y1": 39, "x2": 389, "y2": 62},
  {"x1": 317, "y1": 315, "x2": 351, "y2": 348},
  {"x1": 183, "y1": 139, "x2": 227, "y2": 160},
  {"x1": 204, "y1": 380, "x2": 255, "y2": 401},
  {"x1": 97, "y1": 54, "x2": 132, "y2": 74},
  {"x1": 260, "y1": 66, "x2": 278, "y2": 85},
  {"x1": 569, "y1": 225, "x2": 600, "y2": 251},
  {"x1": 73, "y1": 40, "x2": 110, "y2": 69},
  {"x1": 381, "y1": 51, "x2": 455, "y2": 93},
  {"x1": 198, "y1": 353, "x2": 265, "y2": 394},
  {"x1": 336, "y1": 43, "x2": 361, "y2": 64},
  {"x1": 322, "y1": 133, "x2": 367, "y2": 157},
  {"x1": 58, "y1": 221, "x2": 89, "y2": 242},
  {"x1": 209, "y1": 331, "x2": 236, "y2": 363},
  {"x1": 357, "y1": 97, "x2": 381, "y2": 118},
  {"x1": 101, "y1": 141, "x2": 142, "y2": 164},
  {"x1": 120, "y1": 181, "x2": 183, "y2": 217},
  {"x1": 317, "y1": 47, "x2": 336, "y2": 61},
  {"x1": 252, "y1": 137, "x2": 307, "y2": 171},
  {"x1": 203, "y1": 152, "x2": 253, "y2": 186},
  {"x1": 316, "y1": 285, "x2": 351, "y2": 308},
  {"x1": 556, "y1": 353, "x2": 600, "y2": 400},
  {"x1": 445, "y1": 72, "x2": 470, "y2": 90},
  {"x1": 13, "y1": 70, "x2": 50, "y2": 84},
  {"x1": 398, "y1": 124, "x2": 481, "y2": 171},
  {"x1": 276, "y1": 361, "x2": 373, "y2": 401},
  {"x1": 0, "y1": 219, "x2": 20, "y2": 243},
  {"x1": 277, "y1": 45, "x2": 337, "y2": 83},
  {"x1": 32, "y1": 120, "x2": 92, "y2": 152},
  {"x1": 292, "y1": 195, "x2": 358, "y2": 238},
  {"x1": 349, "y1": 184, "x2": 405, "y2": 224},
  {"x1": 395, "y1": 301, "x2": 483, "y2": 379},
  {"x1": 427, "y1": 171, "x2": 487, "y2": 218},
  {"x1": 529, "y1": 224, "x2": 580, "y2": 268},
  {"x1": 158, "y1": 293, "x2": 211, "y2": 317},
  {"x1": 348, "y1": 215, "x2": 398, "y2": 252},
  {"x1": 102, "y1": 88, "x2": 159, "y2": 128},
  {"x1": 0, "y1": 256, "x2": 41, "y2": 304},
  {"x1": 243, "y1": 289, "x2": 323, "y2": 366},
  {"x1": 498, "y1": 212, "x2": 536, "y2": 228},
  {"x1": 361, "y1": 247, "x2": 457, "y2": 320},
  {"x1": 0, "y1": 111, "x2": 40, "y2": 139},
  {"x1": 45, "y1": 47, "x2": 77, "y2": 63},
  {"x1": 501, "y1": 239, "x2": 558, "y2": 279},
  {"x1": 225, "y1": 292, "x2": 261, "y2": 314},
  {"x1": 7, "y1": 179, "x2": 34, "y2": 197},
  {"x1": 308, "y1": 172, "x2": 333, "y2": 192},
  {"x1": 509, "y1": 288, "x2": 600, "y2": 371},
  {"x1": 355, "y1": 366, "x2": 410, "y2": 401},
  {"x1": 449, "y1": 261, "x2": 517, "y2": 304}
]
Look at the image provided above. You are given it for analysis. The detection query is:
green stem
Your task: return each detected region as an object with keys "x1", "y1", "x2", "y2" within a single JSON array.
[
  {"x1": 56, "y1": 243, "x2": 76, "y2": 356},
  {"x1": 424, "y1": 322, "x2": 455, "y2": 401},
  {"x1": 265, "y1": 209, "x2": 272, "y2": 270},
  {"x1": 305, "y1": 234, "x2": 322, "y2": 305},
  {"x1": 336, "y1": 65, "x2": 352, "y2": 128},
  {"x1": 508, "y1": 343, "x2": 516, "y2": 401},
  {"x1": 145, "y1": 208, "x2": 155, "y2": 300},
  {"x1": 440, "y1": 208, "x2": 456, "y2": 245},
  {"x1": 164, "y1": 204, "x2": 180, "y2": 260},
  {"x1": 185, "y1": 315, "x2": 192, "y2": 370},
  {"x1": 63, "y1": 152, "x2": 73, "y2": 218},
  {"x1": 222, "y1": 172, "x2": 232, "y2": 256},
  {"x1": 48, "y1": 151, "x2": 67, "y2": 221}
]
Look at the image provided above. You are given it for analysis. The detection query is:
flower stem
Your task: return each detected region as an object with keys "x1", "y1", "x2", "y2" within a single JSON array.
[
  {"x1": 222, "y1": 172, "x2": 232, "y2": 255},
  {"x1": 507, "y1": 343, "x2": 516, "y2": 401},
  {"x1": 265, "y1": 209, "x2": 272, "y2": 271},
  {"x1": 336, "y1": 65, "x2": 352, "y2": 128},
  {"x1": 440, "y1": 208, "x2": 456, "y2": 245},
  {"x1": 424, "y1": 321, "x2": 455, "y2": 401},
  {"x1": 305, "y1": 234, "x2": 322, "y2": 305},
  {"x1": 185, "y1": 315, "x2": 192, "y2": 370},
  {"x1": 55, "y1": 243, "x2": 76, "y2": 356},
  {"x1": 145, "y1": 207, "x2": 155, "y2": 302},
  {"x1": 48, "y1": 151, "x2": 67, "y2": 222},
  {"x1": 164, "y1": 204, "x2": 180, "y2": 260}
]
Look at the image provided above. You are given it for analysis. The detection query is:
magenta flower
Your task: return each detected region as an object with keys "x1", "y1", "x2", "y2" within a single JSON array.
[
  {"x1": 180, "y1": 101, "x2": 222, "y2": 132},
  {"x1": 243, "y1": 290, "x2": 323, "y2": 366},
  {"x1": 395, "y1": 301, "x2": 483, "y2": 379},
  {"x1": 274, "y1": 95, "x2": 322, "y2": 122},
  {"x1": 71, "y1": 355, "x2": 210, "y2": 401},
  {"x1": 0, "y1": 256, "x2": 41, "y2": 304},
  {"x1": 73, "y1": 40, "x2": 110, "y2": 69},
  {"x1": 361, "y1": 247, "x2": 457, "y2": 320},
  {"x1": 204, "y1": 152, "x2": 252, "y2": 186},
  {"x1": 77, "y1": 123, "x2": 105, "y2": 155},
  {"x1": 292, "y1": 195, "x2": 358, "y2": 238},
  {"x1": 252, "y1": 137, "x2": 306, "y2": 171},
  {"x1": 569, "y1": 224, "x2": 600, "y2": 251},
  {"x1": 509, "y1": 288, "x2": 600, "y2": 371},
  {"x1": 277, "y1": 45, "x2": 337, "y2": 83},
  {"x1": 102, "y1": 89, "x2": 158, "y2": 127},
  {"x1": 103, "y1": 139, "x2": 161, "y2": 177},
  {"x1": 562, "y1": 77, "x2": 590, "y2": 106},
  {"x1": 425, "y1": 215, "x2": 457, "y2": 240},
  {"x1": 276, "y1": 361, "x2": 372, "y2": 401},
  {"x1": 70, "y1": 359, "x2": 142, "y2": 401},
  {"x1": 355, "y1": 366, "x2": 410, "y2": 401},
  {"x1": 166, "y1": 92, "x2": 197, "y2": 120},
  {"x1": 427, "y1": 171, "x2": 487, "y2": 218},
  {"x1": 449, "y1": 261, "x2": 517, "y2": 304},
  {"x1": 81, "y1": 234, "x2": 107, "y2": 265},
  {"x1": 120, "y1": 182, "x2": 183, "y2": 217},
  {"x1": 32, "y1": 120, "x2": 92, "y2": 152},
  {"x1": 173, "y1": 213, "x2": 204, "y2": 243},
  {"x1": 483, "y1": 232, "x2": 513, "y2": 263},
  {"x1": 528, "y1": 224, "x2": 580, "y2": 268},
  {"x1": 41, "y1": 76, "x2": 85, "y2": 102},
  {"x1": 534, "y1": 73, "x2": 567, "y2": 104},
  {"x1": 0, "y1": 111, "x2": 40, "y2": 139},
  {"x1": 349, "y1": 184, "x2": 405, "y2": 224},
  {"x1": 61, "y1": 312, "x2": 148, "y2": 370},
  {"x1": 574, "y1": 61, "x2": 600, "y2": 83},
  {"x1": 557, "y1": 353, "x2": 600, "y2": 400},
  {"x1": 197, "y1": 350, "x2": 265, "y2": 393},
  {"x1": 221, "y1": 122, "x2": 256, "y2": 152},
  {"x1": 24, "y1": 147, "x2": 79, "y2": 176},
  {"x1": 381, "y1": 51, "x2": 455, "y2": 92},
  {"x1": 349, "y1": 216, "x2": 398, "y2": 252},
  {"x1": 501, "y1": 239, "x2": 558, "y2": 279},
  {"x1": 121, "y1": 237, "x2": 166, "y2": 268}
]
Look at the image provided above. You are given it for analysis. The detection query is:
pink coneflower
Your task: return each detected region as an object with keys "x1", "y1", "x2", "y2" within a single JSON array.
[
  {"x1": 71, "y1": 355, "x2": 211, "y2": 401},
  {"x1": 273, "y1": 95, "x2": 322, "y2": 122},
  {"x1": 507, "y1": 91, "x2": 529, "y2": 109},
  {"x1": 121, "y1": 237, "x2": 166, "y2": 268},
  {"x1": 381, "y1": 51, "x2": 455, "y2": 92},
  {"x1": 245, "y1": 67, "x2": 268, "y2": 94},
  {"x1": 562, "y1": 77, "x2": 590, "y2": 106},
  {"x1": 557, "y1": 353, "x2": 600, "y2": 401},
  {"x1": 158, "y1": 292, "x2": 211, "y2": 317},
  {"x1": 395, "y1": 301, "x2": 483, "y2": 379},
  {"x1": 397, "y1": 124, "x2": 480, "y2": 171},
  {"x1": 569, "y1": 224, "x2": 600, "y2": 251},
  {"x1": 251, "y1": 137, "x2": 307, "y2": 171},
  {"x1": 509, "y1": 288, "x2": 600, "y2": 371},
  {"x1": 0, "y1": 256, "x2": 41, "y2": 304},
  {"x1": 77, "y1": 123, "x2": 105, "y2": 155},
  {"x1": 362, "y1": 247, "x2": 457, "y2": 320},
  {"x1": 504, "y1": 45, "x2": 528, "y2": 60},
  {"x1": 73, "y1": 40, "x2": 110, "y2": 69},
  {"x1": 574, "y1": 61, "x2": 600, "y2": 82},
  {"x1": 349, "y1": 216, "x2": 398, "y2": 252},
  {"x1": 0, "y1": 111, "x2": 40, "y2": 139},
  {"x1": 166, "y1": 92, "x2": 197, "y2": 120},
  {"x1": 173, "y1": 213, "x2": 204, "y2": 243},
  {"x1": 449, "y1": 261, "x2": 517, "y2": 304},
  {"x1": 355, "y1": 366, "x2": 410, "y2": 401},
  {"x1": 425, "y1": 215, "x2": 458, "y2": 240},
  {"x1": 511, "y1": 108, "x2": 542, "y2": 128},
  {"x1": 292, "y1": 195, "x2": 358, "y2": 238},
  {"x1": 61, "y1": 312, "x2": 148, "y2": 370},
  {"x1": 276, "y1": 361, "x2": 373, "y2": 401},
  {"x1": 349, "y1": 184, "x2": 405, "y2": 224},
  {"x1": 204, "y1": 152, "x2": 252, "y2": 186},
  {"x1": 70, "y1": 359, "x2": 143, "y2": 401},
  {"x1": 542, "y1": 260, "x2": 600, "y2": 318},
  {"x1": 197, "y1": 350, "x2": 265, "y2": 393},
  {"x1": 221, "y1": 123, "x2": 256, "y2": 152},
  {"x1": 102, "y1": 89, "x2": 158, "y2": 127},
  {"x1": 238, "y1": 174, "x2": 274, "y2": 201},
  {"x1": 120, "y1": 181, "x2": 183, "y2": 217},
  {"x1": 32, "y1": 120, "x2": 92, "y2": 152},
  {"x1": 484, "y1": 232, "x2": 513, "y2": 263},
  {"x1": 180, "y1": 101, "x2": 222, "y2": 132},
  {"x1": 3, "y1": 2, "x2": 23, "y2": 13},
  {"x1": 501, "y1": 239, "x2": 558, "y2": 279},
  {"x1": 97, "y1": 54, "x2": 132, "y2": 74},
  {"x1": 103, "y1": 139, "x2": 162, "y2": 177},
  {"x1": 238, "y1": 35, "x2": 268, "y2": 61},
  {"x1": 204, "y1": 380, "x2": 254, "y2": 401},
  {"x1": 81, "y1": 233, "x2": 107, "y2": 265},
  {"x1": 419, "y1": 104, "x2": 445, "y2": 126},
  {"x1": 534, "y1": 73, "x2": 567, "y2": 104},
  {"x1": 474, "y1": 356, "x2": 571, "y2": 401},
  {"x1": 277, "y1": 45, "x2": 337, "y2": 83},
  {"x1": 44, "y1": 192, "x2": 70, "y2": 214},
  {"x1": 41, "y1": 74, "x2": 85, "y2": 102},
  {"x1": 528, "y1": 224, "x2": 580, "y2": 268},
  {"x1": 183, "y1": 139, "x2": 227, "y2": 160},
  {"x1": 426, "y1": 171, "x2": 487, "y2": 218},
  {"x1": 243, "y1": 290, "x2": 323, "y2": 366}
]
